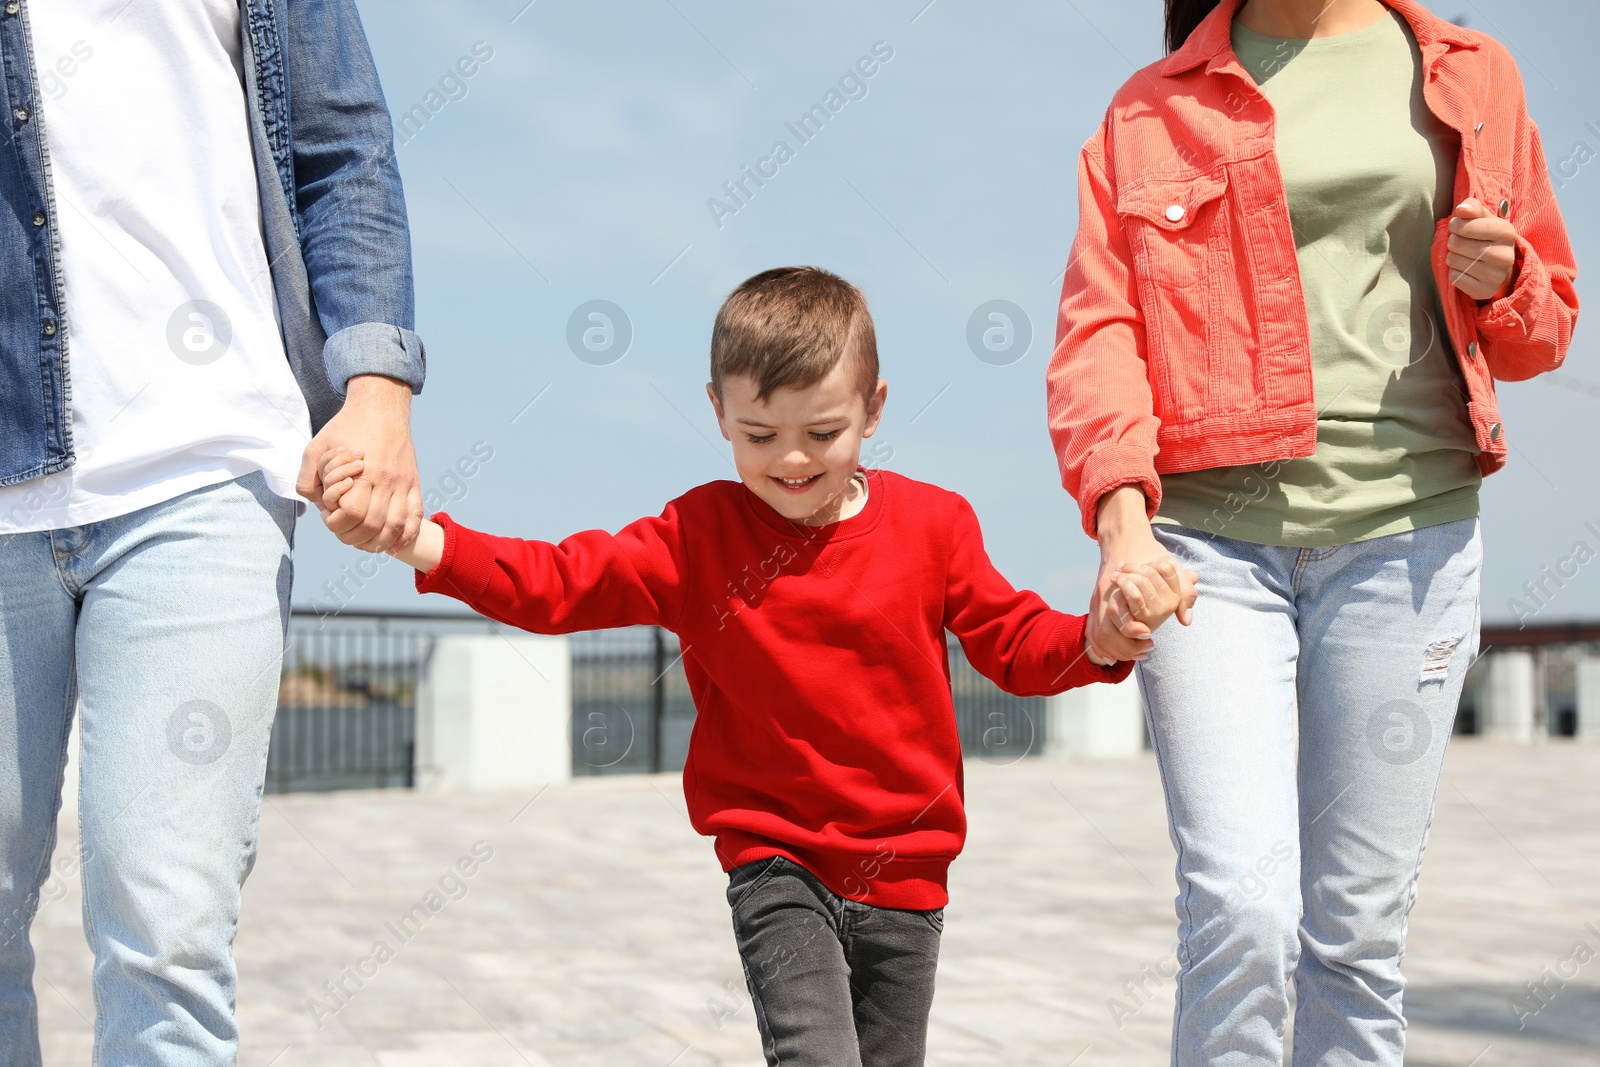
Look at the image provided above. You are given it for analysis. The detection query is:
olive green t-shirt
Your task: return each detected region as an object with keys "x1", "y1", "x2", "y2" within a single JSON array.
[{"x1": 1155, "y1": 11, "x2": 1481, "y2": 547}]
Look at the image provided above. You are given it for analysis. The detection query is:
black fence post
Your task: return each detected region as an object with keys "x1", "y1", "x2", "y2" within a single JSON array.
[{"x1": 651, "y1": 626, "x2": 667, "y2": 773}]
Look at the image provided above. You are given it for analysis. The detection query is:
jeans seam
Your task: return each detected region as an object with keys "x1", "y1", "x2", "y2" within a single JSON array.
[
  {"x1": 9, "y1": 668, "x2": 78, "y2": 994},
  {"x1": 1137, "y1": 665, "x2": 1192, "y2": 1067},
  {"x1": 739, "y1": 955, "x2": 783, "y2": 1066},
  {"x1": 45, "y1": 529, "x2": 79, "y2": 601}
]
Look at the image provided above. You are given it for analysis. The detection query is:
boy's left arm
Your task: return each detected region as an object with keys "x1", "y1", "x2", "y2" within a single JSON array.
[{"x1": 942, "y1": 495, "x2": 1131, "y2": 696}]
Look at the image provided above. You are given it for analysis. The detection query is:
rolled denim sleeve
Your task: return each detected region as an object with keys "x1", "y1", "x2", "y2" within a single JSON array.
[
  {"x1": 286, "y1": 0, "x2": 425, "y2": 396},
  {"x1": 322, "y1": 322, "x2": 426, "y2": 395}
]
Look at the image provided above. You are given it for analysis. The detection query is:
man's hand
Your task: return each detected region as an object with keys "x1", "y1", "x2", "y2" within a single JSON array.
[
  {"x1": 1447, "y1": 198, "x2": 1518, "y2": 302},
  {"x1": 1088, "y1": 485, "x2": 1195, "y2": 663},
  {"x1": 315, "y1": 447, "x2": 445, "y2": 571},
  {"x1": 297, "y1": 374, "x2": 422, "y2": 554}
]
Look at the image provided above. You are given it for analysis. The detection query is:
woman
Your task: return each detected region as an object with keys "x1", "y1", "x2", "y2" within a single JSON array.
[{"x1": 1046, "y1": 0, "x2": 1577, "y2": 1063}]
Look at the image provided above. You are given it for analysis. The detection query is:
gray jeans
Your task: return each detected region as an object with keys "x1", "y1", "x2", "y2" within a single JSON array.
[
  {"x1": 726, "y1": 856, "x2": 943, "y2": 1066},
  {"x1": 1137, "y1": 518, "x2": 1482, "y2": 1066}
]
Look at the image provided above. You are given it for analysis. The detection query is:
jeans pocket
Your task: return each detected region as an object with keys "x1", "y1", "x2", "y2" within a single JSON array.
[
  {"x1": 922, "y1": 908, "x2": 945, "y2": 933},
  {"x1": 727, "y1": 856, "x2": 783, "y2": 899}
]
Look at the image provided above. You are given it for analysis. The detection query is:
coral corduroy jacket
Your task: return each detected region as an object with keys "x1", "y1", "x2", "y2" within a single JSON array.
[{"x1": 1047, "y1": 0, "x2": 1579, "y2": 537}]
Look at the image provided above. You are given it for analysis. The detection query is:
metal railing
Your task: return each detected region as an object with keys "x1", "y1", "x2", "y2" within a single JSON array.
[
  {"x1": 271, "y1": 610, "x2": 1600, "y2": 793},
  {"x1": 270, "y1": 609, "x2": 496, "y2": 794},
  {"x1": 568, "y1": 626, "x2": 1047, "y2": 775},
  {"x1": 570, "y1": 628, "x2": 694, "y2": 775}
]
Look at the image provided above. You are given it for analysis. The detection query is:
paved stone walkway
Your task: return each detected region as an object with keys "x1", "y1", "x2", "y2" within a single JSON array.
[{"x1": 30, "y1": 740, "x2": 1600, "y2": 1065}]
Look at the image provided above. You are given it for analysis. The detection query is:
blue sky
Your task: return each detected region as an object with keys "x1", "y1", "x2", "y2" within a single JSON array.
[{"x1": 298, "y1": 0, "x2": 1600, "y2": 626}]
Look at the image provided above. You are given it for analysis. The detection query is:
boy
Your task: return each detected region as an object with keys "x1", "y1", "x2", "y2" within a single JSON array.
[{"x1": 320, "y1": 267, "x2": 1192, "y2": 1066}]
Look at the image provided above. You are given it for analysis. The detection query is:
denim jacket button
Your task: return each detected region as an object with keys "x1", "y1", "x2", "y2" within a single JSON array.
[
  {"x1": 13, "y1": 107, "x2": 28, "y2": 123},
  {"x1": 31, "y1": 212, "x2": 44, "y2": 227},
  {"x1": 1165, "y1": 204, "x2": 1186, "y2": 222},
  {"x1": 3, "y1": 3, "x2": 16, "y2": 15},
  {"x1": 41, "y1": 321, "x2": 56, "y2": 337}
]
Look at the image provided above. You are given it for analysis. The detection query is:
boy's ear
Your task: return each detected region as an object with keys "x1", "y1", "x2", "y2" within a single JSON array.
[
  {"x1": 705, "y1": 382, "x2": 732, "y2": 441},
  {"x1": 861, "y1": 379, "x2": 889, "y2": 437}
]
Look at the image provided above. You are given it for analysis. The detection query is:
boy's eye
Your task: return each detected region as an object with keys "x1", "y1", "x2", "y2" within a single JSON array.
[
  {"x1": 745, "y1": 433, "x2": 775, "y2": 444},
  {"x1": 810, "y1": 430, "x2": 843, "y2": 442}
]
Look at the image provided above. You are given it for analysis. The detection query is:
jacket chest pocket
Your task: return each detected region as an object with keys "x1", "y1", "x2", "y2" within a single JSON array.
[{"x1": 1116, "y1": 172, "x2": 1230, "y2": 287}]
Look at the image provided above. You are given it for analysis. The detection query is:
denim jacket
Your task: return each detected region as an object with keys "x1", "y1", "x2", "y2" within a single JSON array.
[{"x1": 0, "y1": 0, "x2": 426, "y2": 487}]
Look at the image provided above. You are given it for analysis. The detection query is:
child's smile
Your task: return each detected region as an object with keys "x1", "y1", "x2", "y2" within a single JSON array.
[{"x1": 708, "y1": 360, "x2": 887, "y2": 526}]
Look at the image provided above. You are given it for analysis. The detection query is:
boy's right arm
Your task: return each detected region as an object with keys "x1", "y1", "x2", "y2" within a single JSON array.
[
  {"x1": 413, "y1": 509, "x2": 691, "y2": 634},
  {"x1": 318, "y1": 450, "x2": 690, "y2": 632}
]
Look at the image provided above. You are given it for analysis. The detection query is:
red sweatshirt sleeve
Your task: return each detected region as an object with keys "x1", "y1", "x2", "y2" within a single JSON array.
[
  {"x1": 415, "y1": 504, "x2": 689, "y2": 633},
  {"x1": 941, "y1": 493, "x2": 1130, "y2": 695}
]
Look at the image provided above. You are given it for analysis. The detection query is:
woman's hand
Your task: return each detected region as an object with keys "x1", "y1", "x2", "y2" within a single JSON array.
[
  {"x1": 1447, "y1": 198, "x2": 1518, "y2": 301},
  {"x1": 1089, "y1": 485, "x2": 1194, "y2": 662}
]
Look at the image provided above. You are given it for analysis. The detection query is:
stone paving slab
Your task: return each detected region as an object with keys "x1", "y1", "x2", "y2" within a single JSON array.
[{"x1": 30, "y1": 739, "x2": 1600, "y2": 1065}]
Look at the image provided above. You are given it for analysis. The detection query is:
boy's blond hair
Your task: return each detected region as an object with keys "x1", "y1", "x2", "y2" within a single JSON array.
[{"x1": 710, "y1": 267, "x2": 879, "y2": 402}]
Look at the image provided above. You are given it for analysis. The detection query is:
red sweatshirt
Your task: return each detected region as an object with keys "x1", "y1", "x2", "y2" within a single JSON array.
[{"x1": 417, "y1": 468, "x2": 1128, "y2": 909}]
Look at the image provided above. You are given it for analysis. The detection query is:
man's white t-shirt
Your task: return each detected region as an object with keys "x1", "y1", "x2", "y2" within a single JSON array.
[{"x1": 0, "y1": 0, "x2": 313, "y2": 533}]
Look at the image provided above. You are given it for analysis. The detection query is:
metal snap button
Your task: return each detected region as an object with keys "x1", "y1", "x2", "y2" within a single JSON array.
[
  {"x1": 1498, "y1": 199, "x2": 1510, "y2": 218},
  {"x1": 1489, "y1": 422, "x2": 1502, "y2": 441},
  {"x1": 3, "y1": 3, "x2": 16, "y2": 15},
  {"x1": 1165, "y1": 204, "x2": 1186, "y2": 223},
  {"x1": 13, "y1": 107, "x2": 27, "y2": 123},
  {"x1": 1474, "y1": 122, "x2": 1484, "y2": 135},
  {"x1": 31, "y1": 212, "x2": 44, "y2": 227},
  {"x1": 1466, "y1": 341, "x2": 1478, "y2": 360},
  {"x1": 42, "y1": 321, "x2": 56, "y2": 336}
]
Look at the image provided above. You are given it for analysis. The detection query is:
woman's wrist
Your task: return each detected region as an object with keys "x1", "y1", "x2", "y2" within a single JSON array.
[{"x1": 1096, "y1": 485, "x2": 1152, "y2": 548}]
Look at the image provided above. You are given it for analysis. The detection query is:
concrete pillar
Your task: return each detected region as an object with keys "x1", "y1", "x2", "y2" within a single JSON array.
[
  {"x1": 1046, "y1": 672, "x2": 1146, "y2": 758},
  {"x1": 1576, "y1": 655, "x2": 1600, "y2": 741},
  {"x1": 1478, "y1": 650, "x2": 1536, "y2": 742},
  {"x1": 416, "y1": 635, "x2": 572, "y2": 790}
]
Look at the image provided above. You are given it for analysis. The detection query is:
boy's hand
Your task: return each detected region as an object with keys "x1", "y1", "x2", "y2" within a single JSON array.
[
  {"x1": 318, "y1": 449, "x2": 365, "y2": 516},
  {"x1": 1108, "y1": 559, "x2": 1199, "y2": 641}
]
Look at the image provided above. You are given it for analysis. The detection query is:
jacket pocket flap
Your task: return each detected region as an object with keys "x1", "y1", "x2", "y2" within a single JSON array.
[{"x1": 1117, "y1": 171, "x2": 1229, "y2": 230}]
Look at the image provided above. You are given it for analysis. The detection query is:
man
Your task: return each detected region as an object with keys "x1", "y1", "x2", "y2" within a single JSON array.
[{"x1": 0, "y1": 1, "x2": 423, "y2": 1062}]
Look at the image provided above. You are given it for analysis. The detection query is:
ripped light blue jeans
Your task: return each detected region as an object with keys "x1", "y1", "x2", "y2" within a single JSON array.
[
  {"x1": 1136, "y1": 518, "x2": 1481, "y2": 1067},
  {"x1": 0, "y1": 472, "x2": 295, "y2": 1066}
]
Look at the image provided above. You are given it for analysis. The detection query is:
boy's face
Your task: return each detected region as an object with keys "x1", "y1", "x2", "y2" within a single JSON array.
[{"x1": 708, "y1": 360, "x2": 888, "y2": 523}]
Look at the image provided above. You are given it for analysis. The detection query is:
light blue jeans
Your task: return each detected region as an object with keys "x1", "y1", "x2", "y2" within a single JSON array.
[
  {"x1": 1137, "y1": 518, "x2": 1481, "y2": 1067},
  {"x1": 0, "y1": 472, "x2": 295, "y2": 1066}
]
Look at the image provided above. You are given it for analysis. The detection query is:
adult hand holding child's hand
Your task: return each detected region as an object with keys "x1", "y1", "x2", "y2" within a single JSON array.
[
  {"x1": 1087, "y1": 485, "x2": 1197, "y2": 664},
  {"x1": 319, "y1": 448, "x2": 445, "y2": 573},
  {"x1": 296, "y1": 374, "x2": 424, "y2": 555}
]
